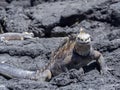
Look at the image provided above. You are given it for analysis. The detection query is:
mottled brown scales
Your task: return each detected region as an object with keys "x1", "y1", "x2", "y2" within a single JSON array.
[{"x1": 49, "y1": 37, "x2": 76, "y2": 76}]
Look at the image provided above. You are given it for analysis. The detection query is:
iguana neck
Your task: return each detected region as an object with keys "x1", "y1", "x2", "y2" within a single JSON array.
[{"x1": 73, "y1": 42, "x2": 92, "y2": 56}]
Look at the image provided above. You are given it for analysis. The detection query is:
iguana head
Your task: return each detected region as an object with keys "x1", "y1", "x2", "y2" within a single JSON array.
[
  {"x1": 22, "y1": 32, "x2": 34, "y2": 39},
  {"x1": 76, "y1": 28, "x2": 91, "y2": 44}
]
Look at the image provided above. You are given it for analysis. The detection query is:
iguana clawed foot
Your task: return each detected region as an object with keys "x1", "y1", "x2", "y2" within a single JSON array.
[
  {"x1": 100, "y1": 66, "x2": 114, "y2": 75},
  {"x1": 34, "y1": 70, "x2": 52, "y2": 81}
]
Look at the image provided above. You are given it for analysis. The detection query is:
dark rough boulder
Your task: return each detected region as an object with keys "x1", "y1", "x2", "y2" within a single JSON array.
[
  {"x1": 30, "y1": 0, "x2": 47, "y2": 6},
  {"x1": 6, "y1": 79, "x2": 57, "y2": 90},
  {"x1": 0, "y1": 0, "x2": 9, "y2": 8},
  {"x1": 0, "y1": 76, "x2": 7, "y2": 84},
  {"x1": 30, "y1": 0, "x2": 83, "y2": 6},
  {"x1": 0, "y1": 37, "x2": 64, "y2": 70},
  {"x1": 51, "y1": 26, "x2": 79, "y2": 37},
  {"x1": 28, "y1": 20, "x2": 46, "y2": 37},
  {"x1": 26, "y1": 0, "x2": 108, "y2": 37},
  {"x1": 0, "y1": 76, "x2": 8, "y2": 90},
  {"x1": 86, "y1": 0, "x2": 120, "y2": 26},
  {"x1": 0, "y1": 7, "x2": 7, "y2": 33},
  {"x1": 51, "y1": 19, "x2": 113, "y2": 38},
  {"x1": 6, "y1": 0, "x2": 31, "y2": 7},
  {"x1": 2, "y1": 5, "x2": 31, "y2": 33},
  {"x1": 110, "y1": 2, "x2": 120, "y2": 26},
  {"x1": 50, "y1": 69, "x2": 83, "y2": 87},
  {"x1": 0, "y1": 7, "x2": 6, "y2": 20},
  {"x1": 106, "y1": 48, "x2": 120, "y2": 79},
  {"x1": 0, "y1": 85, "x2": 8, "y2": 90},
  {"x1": 0, "y1": 0, "x2": 111, "y2": 37},
  {"x1": 51, "y1": 70, "x2": 120, "y2": 90},
  {"x1": 9, "y1": 0, "x2": 31, "y2": 7}
]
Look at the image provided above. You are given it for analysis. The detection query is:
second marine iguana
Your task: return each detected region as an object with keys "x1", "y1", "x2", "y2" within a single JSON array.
[
  {"x1": 0, "y1": 32, "x2": 34, "y2": 42},
  {"x1": 0, "y1": 28, "x2": 109, "y2": 81}
]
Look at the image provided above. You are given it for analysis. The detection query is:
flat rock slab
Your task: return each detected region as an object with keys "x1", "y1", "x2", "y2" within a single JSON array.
[{"x1": 0, "y1": 37, "x2": 64, "y2": 70}]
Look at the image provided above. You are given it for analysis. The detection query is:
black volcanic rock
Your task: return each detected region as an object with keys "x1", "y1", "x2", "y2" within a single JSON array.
[
  {"x1": 26, "y1": 0, "x2": 108, "y2": 37},
  {"x1": 110, "y1": 2, "x2": 120, "y2": 26},
  {"x1": 0, "y1": 0, "x2": 9, "y2": 8},
  {"x1": 0, "y1": 37, "x2": 64, "y2": 70},
  {"x1": 0, "y1": 0, "x2": 119, "y2": 90},
  {"x1": 3, "y1": 6, "x2": 31, "y2": 33},
  {"x1": 10, "y1": 0, "x2": 31, "y2": 7},
  {"x1": 6, "y1": 79, "x2": 57, "y2": 90}
]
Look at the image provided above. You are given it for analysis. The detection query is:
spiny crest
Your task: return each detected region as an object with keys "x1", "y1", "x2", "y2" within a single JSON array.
[
  {"x1": 80, "y1": 28, "x2": 85, "y2": 34},
  {"x1": 78, "y1": 28, "x2": 90, "y2": 37},
  {"x1": 79, "y1": 27, "x2": 87, "y2": 35}
]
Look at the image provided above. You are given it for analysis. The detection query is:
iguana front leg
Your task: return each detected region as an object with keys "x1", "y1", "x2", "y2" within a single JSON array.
[{"x1": 94, "y1": 51, "x2": 109, "y2": 75}]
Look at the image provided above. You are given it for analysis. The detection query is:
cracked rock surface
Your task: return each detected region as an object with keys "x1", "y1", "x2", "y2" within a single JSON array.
[{"x1": 0, "y1": 0, "x2": 120, "y2": 90}]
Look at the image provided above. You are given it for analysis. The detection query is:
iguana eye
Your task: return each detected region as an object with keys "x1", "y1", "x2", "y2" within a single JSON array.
[
  {"x1": 77, "y1": 37, "x2": 83, "y2": 41},
  {"x1": 85, "y1": 37, "x2": 89, "y2": 41},
  {"x1": 81, "y1": 39, "x2": 83, "y2": 41},
  {"x1": 85, "y1": 37, "x2": 90, "y2": 41}
]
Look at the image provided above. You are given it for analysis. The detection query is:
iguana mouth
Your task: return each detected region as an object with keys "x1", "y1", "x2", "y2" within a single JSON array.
[{"x1": 77, "y1": 41, "x2": 90, "y2": 45}]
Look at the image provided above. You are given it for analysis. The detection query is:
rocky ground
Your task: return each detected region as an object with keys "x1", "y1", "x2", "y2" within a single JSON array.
[{"x1": 0, "y1": 0, "x2": 120, "y2": 90}]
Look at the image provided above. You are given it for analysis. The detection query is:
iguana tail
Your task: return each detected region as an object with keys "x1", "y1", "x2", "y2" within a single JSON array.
[{"x1": 0, "y1": 63, "x2": 51, "y2": 81}]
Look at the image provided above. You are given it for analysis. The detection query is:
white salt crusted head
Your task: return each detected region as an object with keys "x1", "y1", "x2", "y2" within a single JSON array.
[
  {"x1": 76, "y1": 28, "x2": 91, "y2": 44},
  {"x1": 22, "y1": 32, "x2": 34, "y2": 39}
]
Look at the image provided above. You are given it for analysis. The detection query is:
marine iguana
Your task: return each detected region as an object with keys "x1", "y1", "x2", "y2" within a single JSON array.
[
  {"x1": 0, "y1": 32, "x2": 34, "y2": 42},
  {"x1": 43, "y1": 28, "x2": 109, "y2": 77},
  {"x1": 0, "y1": 28, "x2": 109, "y2": 81}
]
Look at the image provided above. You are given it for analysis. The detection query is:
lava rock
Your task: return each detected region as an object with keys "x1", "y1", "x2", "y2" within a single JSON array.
[
  {"x1": 51, "y1": 26, "x2": 79, "y2": 37},
  {"x1": 3, "y1": 5, "x2": 31, "y2": 33},
  {"x1": 0, "y1": 0, "x2": 9, "y2": 8},
  {"x1": 6, "y1": 79, "x2": 57, "y2": 90},
  {"x1": 0, "y1": 37, "x2": 64, "y2": 70},
  {"x1": 10, "y1": 0, "x2": 31, "y2": 7},
  {"x1": 50, "y1": 69, "x2": 83, "y2": 86},
  {"x1": 110, "y1": 2, "x2": 120, "y2": 26},
  {"x1": 26, "y1": 0, "x2": 108, "y2": 37}
]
